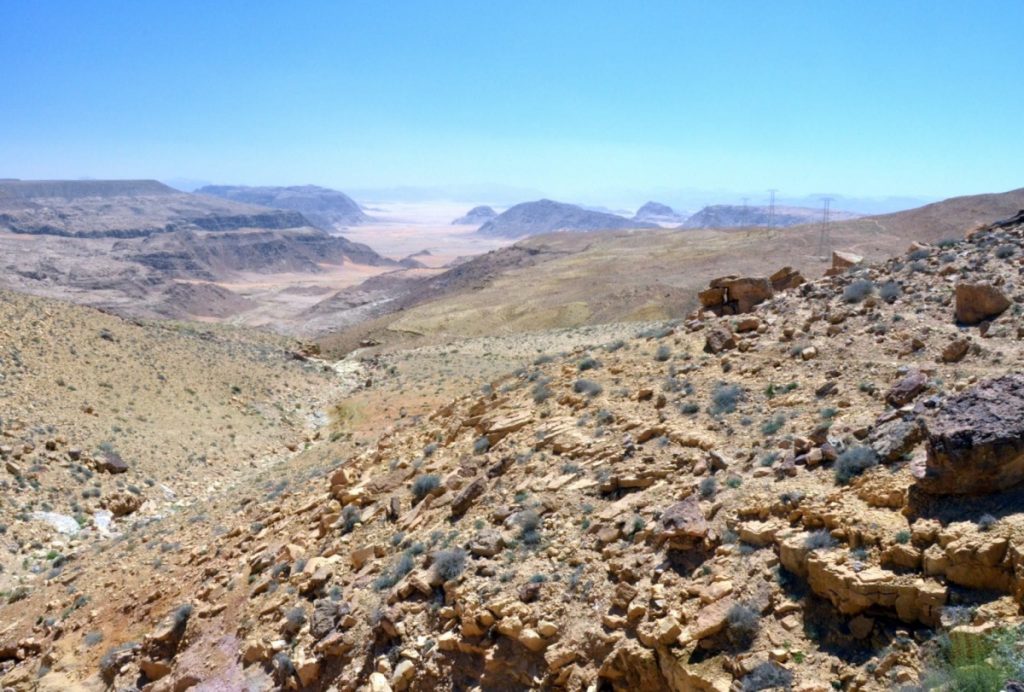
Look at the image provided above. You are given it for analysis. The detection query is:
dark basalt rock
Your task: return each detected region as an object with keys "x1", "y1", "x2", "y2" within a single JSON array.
[{"x1": 915, "y1": 374, "x2": 1024, "y2": 494}]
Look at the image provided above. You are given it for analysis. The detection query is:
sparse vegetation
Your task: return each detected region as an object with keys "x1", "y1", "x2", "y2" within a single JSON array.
[
  {"x1": 433, "y1": 549, "x2": 467, "y2": 581},
  {"x1": 843, "y1": 279, "x2": 874, "y2": 303},
  {"x1": 805, "y1": 529, "x2": 837, "y2": 551},
  {"x1": 411, "y1": 474, "x2": 441, "y2": 502},
  {"x1": 709, "y1": 382, "x2": 743, "y2": 415},
  {"x1": 833, "y1": 446, "x2": 878, "y2": 485}
]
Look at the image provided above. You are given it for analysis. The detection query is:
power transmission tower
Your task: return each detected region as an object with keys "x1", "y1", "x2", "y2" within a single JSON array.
[
  {"x1": 767, "y1": 189, "x2": 777, "y2": 231},
  {"x1": 816, "y1": 197, "x2": 833, "y2": 259}
]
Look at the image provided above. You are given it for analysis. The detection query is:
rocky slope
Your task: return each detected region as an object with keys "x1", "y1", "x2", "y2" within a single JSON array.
[
  {"x1": 3, "y1": 213, "x2": 1024, "y2": 690},
  {"x1": 197, "y1": 185, "x2": 371, "y2": 230},
  {"x1": 477, "y1": 200, "x2": 657, "y2": 238},
  {"x1": 633, "y1": 201, "x2": 687, "y2": 225},
  {"x1": 683, "y1": 205, "x2": 861, "y2": 229},
  {"x1": 451, "y1": 206, "x2": 497, "y2": 226},
  {"x1": 0, "y1": 180, "x2": 395, "y2": 323}
]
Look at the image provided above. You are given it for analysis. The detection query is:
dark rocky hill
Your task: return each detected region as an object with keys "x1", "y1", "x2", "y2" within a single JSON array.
[
  {"x1": 632, "y1": 201, "x2": 686, "y2": 225},
  {"x1": 451, "y1": 205, "x2": 498, "y2": 225},
  {"x1": 683, "y1": 204, "x2": 861, "y2": 229},
  {"x1": 477, "y1": 199, "x2": 656, "y2": 238}
]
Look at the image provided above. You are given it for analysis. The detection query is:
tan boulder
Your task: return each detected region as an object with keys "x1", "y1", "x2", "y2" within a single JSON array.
[{"x1": 955, "y1": 282, "x2": 1010, "y2": 325}]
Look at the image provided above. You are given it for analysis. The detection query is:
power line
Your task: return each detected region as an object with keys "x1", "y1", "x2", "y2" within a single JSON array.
[{"x1": 816, "y1": 197, "x2": 833, "y2": 259}]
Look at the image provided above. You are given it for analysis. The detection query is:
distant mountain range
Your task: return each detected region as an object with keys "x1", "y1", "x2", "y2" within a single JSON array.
[
  {"x1": 477, "y1": 199, "x2": 657, "y2": 238},
  {"x1": 451, "y1": 205, "x2": 497, "y2": 225},
  {"x1": 197, "y1": 184, "x2": 370, "y2": 230},
  {"x1": 682, "y1": 204, "x2": 861, "y2": 229}
]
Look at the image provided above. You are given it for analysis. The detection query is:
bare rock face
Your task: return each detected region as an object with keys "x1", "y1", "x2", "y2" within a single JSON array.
[
  {"x1": 955, "y1": 282, "x2": 1010, "y2": 325},
  {"x1": 916, "y1": 374, "x2": 1024, "y2": 494}
]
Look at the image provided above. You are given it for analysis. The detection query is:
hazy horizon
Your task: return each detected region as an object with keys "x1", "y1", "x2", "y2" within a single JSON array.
[{"x1": 4, "y1": 1, "x2": 1023, "y2": 213}]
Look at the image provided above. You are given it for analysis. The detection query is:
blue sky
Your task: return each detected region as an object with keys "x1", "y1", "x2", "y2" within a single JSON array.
[{"x1": 2, "y1": 1, "x2": 1023, "y2": 210}]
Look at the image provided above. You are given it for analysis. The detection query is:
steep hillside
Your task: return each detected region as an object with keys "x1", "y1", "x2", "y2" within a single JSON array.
[
  {"x1": 477, "y1": 199, "x2": 657, "y2": 238},
  {"x1": 3, "y1": 214, "x2": 1024, "y2": 690},
  {"x1": 0, "y1": 289, "x2": 364, "y2": 596},
  {"x1": 198, "y1": 185, "x2": 371, "y2": 230},
  {"x1": 819, "y1": 186, "x2": 1024, "y2": 244}
]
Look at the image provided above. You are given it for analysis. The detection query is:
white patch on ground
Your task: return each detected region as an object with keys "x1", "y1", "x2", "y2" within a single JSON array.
[
  {"x1": 93, "y1": 510, "x2": 114, "y2": 536},
  {"x1": 32, "y1": 511, "x2": 80, "y2": 535}
]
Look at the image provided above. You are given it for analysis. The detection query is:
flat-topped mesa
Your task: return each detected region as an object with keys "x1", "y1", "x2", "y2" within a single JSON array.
[
  {"x1": 0, "y1": 179, "x2": 176, "y2": 200},
  {"x1": 697, "y1": 266, "x2": 805, "y2": 316},
  {"x1": 915, "y1": 374, "x2": 1024, "y2": 495}
]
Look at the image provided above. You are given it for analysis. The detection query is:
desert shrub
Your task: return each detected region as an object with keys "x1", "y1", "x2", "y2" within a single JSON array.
[
  {"x1": 726, "y1": 603, "x2": 760, "y2": 648},
  {"x1": 759, "y1": 451, "x2": 779, "y2": 467},
  {"x1": 779, "y1": 489, "x2": 805, "y2": 505},
  {"x1": 422, "y1": 442, "x2": 438, "y2": 457},
  {"x1": 533, "y1": 354, "x2": 554, "y2": 365},
  {"x1": 895, "y1": 529, "x2": 911, "y2": 544},
  {"x1": 995, "y1": 244, "x2": 1016, "y2": 259},
  {"x1": 172, "y1": 604, "x2": 193, "y2": 634},
  {"x1": 283, "y1": 606, "x2": 306, "y2": 634},
  {"x1": 517, "y1": 509, "x2": 542, "y2": 546},
  {"x1": 680, "y1": 401, "x2": 700, "y2": 415},
  {"x1": 908, "y1": 248, "x2": 931, "y2": 261},
  {"x1": 84, "y1": 631, "x2": 104, "y2": 647},
  {"x1": 742, "y1": 661, "x2": 794, "y2": 691},
  {"x1": 843, "y1": 279, "x2": 874, "y2": 303},
  {"x1": 909, "y1": 260, "x2": 929, "y2": 273},
  {"x1": 699, "y1": 477, "x2": 717, "y2": 499},
  {"x1": 654, "y1": 345, "x2": 672, "y2": 362},
  {"x1": 834, "y1": 446, "x2": 878, "y2": 484},
  {"x1": 604, "y1": 339, "x2": 626, "y2": 352},
  {"x1": 878, "y1": 281, "x2": 902, "y2": 303},
  {"x1": 805, "y1": 529, "x2": 837, "y2": 551},
  {"x1": 374, "y1": 552, "x2": 416, "y2": 590},
  {"x1": 433, "y1": 549, "x2": 467, "y2": 581},
  {"x1": 341, "y1": 504, "x2": 361, "y2": 533},
  {"x1": 939, "y1": 251, "x2": 956, "y2": 263},
  {"x1": 726, "y1": 476, "x2": 742, "y2": 489},
  {"x1": 578, "y1": 356, "x2": 601, "y2": 371},
  {"x1": 573, "y1": 379, "x2": 603, "y2": 397},
  {"x1": 937, "y1": 237, "x2": 958, "y2": 248},
  {"x1": 410, "y1": 474, "x2": 441, "y2": 502},
  {"x1": 473, "y1": 436, "x2": 490, "y2": 454},
  {"x1": 532, "y1": 381, "x2": 552, "y2": 403},
  {"x1": 709, "y1": 382, "x2": 743, "y2": 415},
  {"x1": 760, "y1": 413, "x2": 785, "y2": 436},
  {"x1": 977, "y1": 513, "x2": 998, "y2": 531}
]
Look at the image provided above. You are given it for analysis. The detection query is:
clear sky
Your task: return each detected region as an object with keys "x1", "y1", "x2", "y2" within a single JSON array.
[{"x1": 2, "y1": 1, "x2": 1023, "y2": 208}]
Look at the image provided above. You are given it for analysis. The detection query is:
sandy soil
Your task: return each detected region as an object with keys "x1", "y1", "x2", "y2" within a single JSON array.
[{"x1": 342, "y1": 201, "x2": 512, "y2": 266}]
